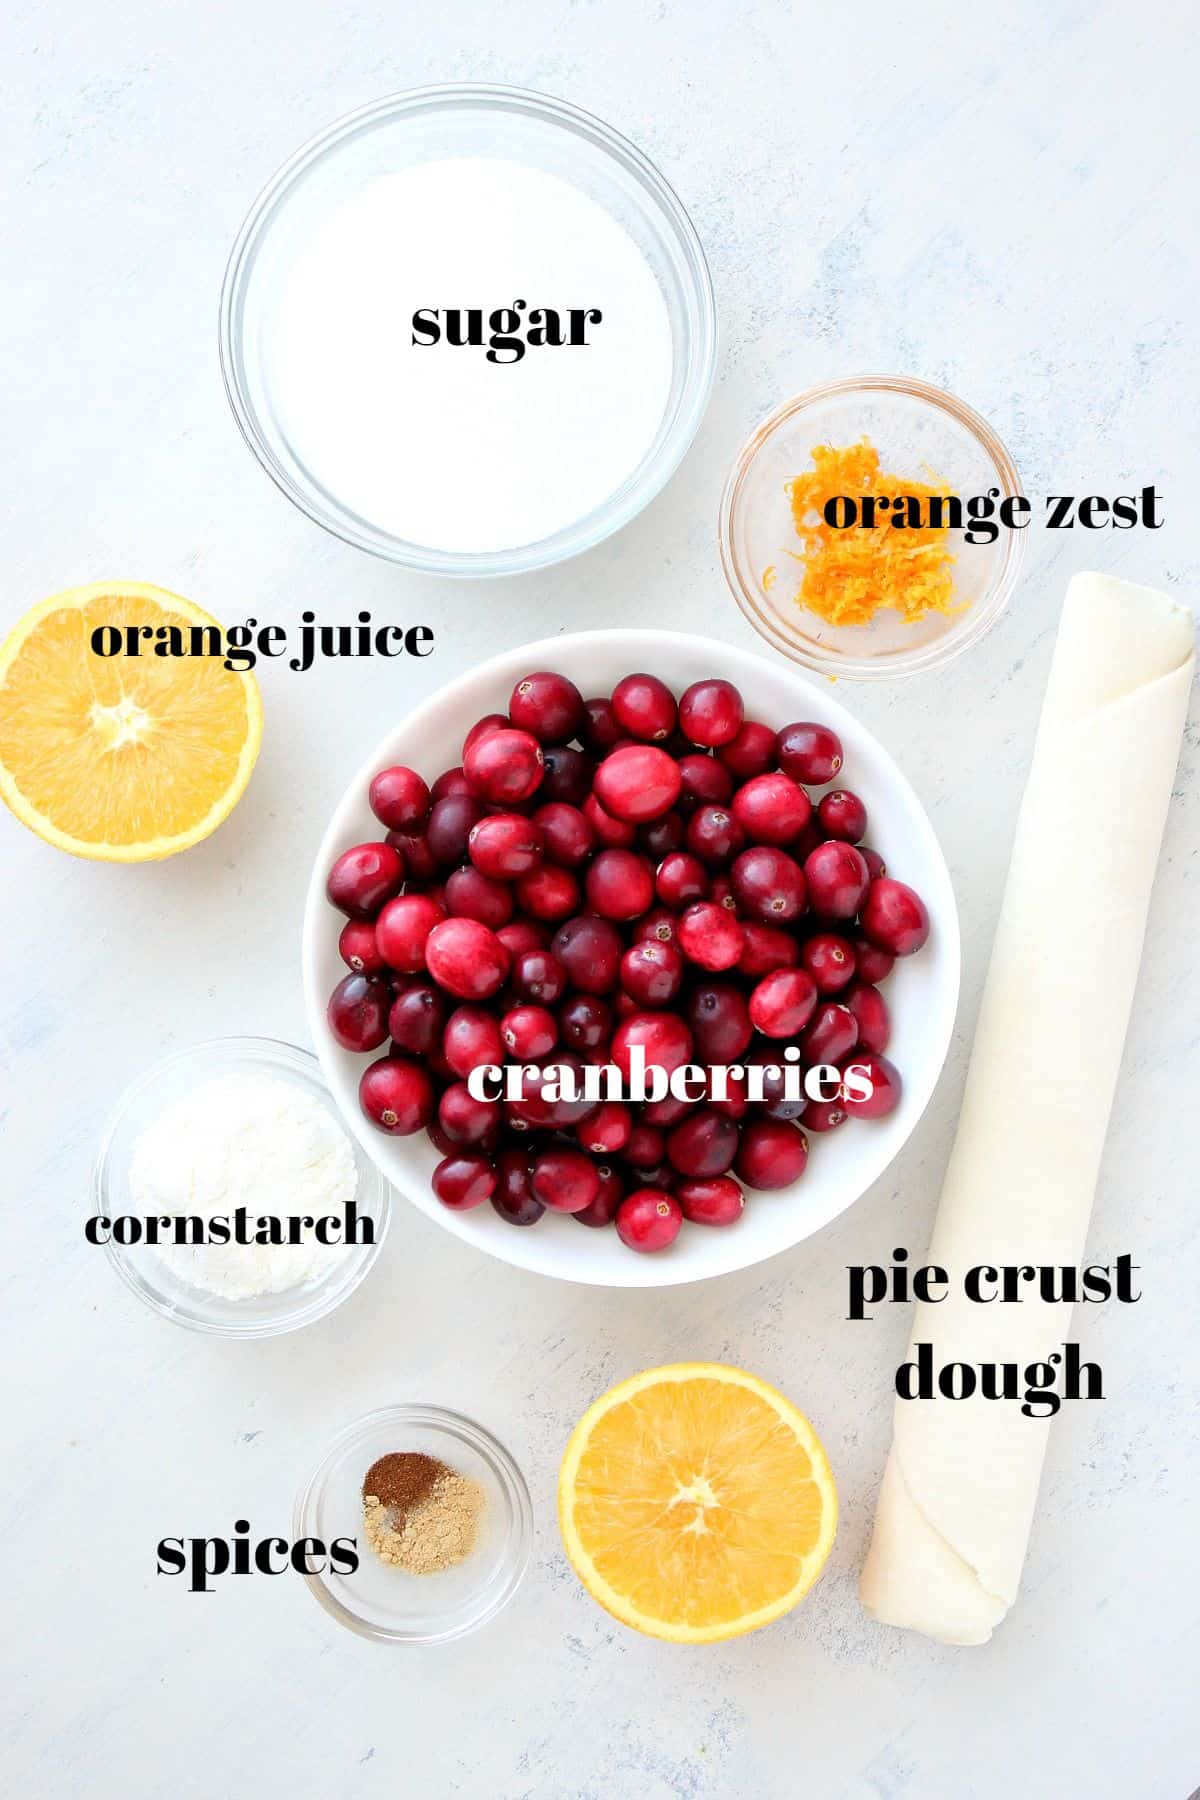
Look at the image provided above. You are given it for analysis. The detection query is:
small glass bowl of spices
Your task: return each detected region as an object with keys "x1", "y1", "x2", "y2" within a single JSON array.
[
  {"x1": 295, "y1": 1404, "x2": 532, "y2": 1643},
  {"x1": 719, "y1": 374, "x2": 1025, "y2": 679}
]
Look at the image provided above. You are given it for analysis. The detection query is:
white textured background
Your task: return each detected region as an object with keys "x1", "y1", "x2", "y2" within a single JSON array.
[{"x1": 3, "y1": 2, "x2": 1198, "y2": 1795}]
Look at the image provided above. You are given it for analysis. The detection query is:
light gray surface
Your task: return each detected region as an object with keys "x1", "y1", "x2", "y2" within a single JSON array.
[{"x1": 2, "y1": 2, "x2": 1197, "y2": 1796}]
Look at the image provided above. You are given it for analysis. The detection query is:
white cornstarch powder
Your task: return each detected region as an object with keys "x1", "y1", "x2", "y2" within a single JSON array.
[
  {"x1": 261, "y1": 155, "x2": 674, "y2": 552},
  {"x1": 129, "y1": 1074, "x2": 359, "y2": 1299}
]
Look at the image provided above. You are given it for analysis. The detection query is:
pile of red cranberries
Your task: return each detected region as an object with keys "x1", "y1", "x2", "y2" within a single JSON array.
[{"x1": 325, "y1": 671, "x2": 931, "y2": 1254}]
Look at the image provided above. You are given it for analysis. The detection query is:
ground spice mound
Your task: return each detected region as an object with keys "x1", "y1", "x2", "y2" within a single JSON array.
[
  {"x1": 362, "y1": 1450, "x2": 485, "y2": 1574},
  {"x1": 782, "y1": 438, "x2": 958, "y2": 627}
]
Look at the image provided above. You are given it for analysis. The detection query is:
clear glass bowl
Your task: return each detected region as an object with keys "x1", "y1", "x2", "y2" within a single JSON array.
[
  {"x1": 219, "y1": 83, "x2": 717, "y2": 576},
  {"x1": 719, "y1": 375, "x2": 1025, "y2": 679},
  {"x1": 93, "y1": 1037, "x2": 389, "y2": 1338},
  {"x1": 294, "y1": 1404, "x2": 532, "y2": 1643}
]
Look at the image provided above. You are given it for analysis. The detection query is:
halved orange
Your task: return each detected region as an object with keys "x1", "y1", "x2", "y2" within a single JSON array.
[
  {"x1": 0, "y1": 582, "x2": 262, "y2": 862},
  {"x1": 558, "y1": 1362, "x2": 837, "y2": 1643}
]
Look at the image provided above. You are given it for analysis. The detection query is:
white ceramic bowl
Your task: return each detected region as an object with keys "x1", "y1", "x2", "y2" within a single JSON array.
[{"x1": 303, "y1": 630, "x2": 959, "y2": 1287}]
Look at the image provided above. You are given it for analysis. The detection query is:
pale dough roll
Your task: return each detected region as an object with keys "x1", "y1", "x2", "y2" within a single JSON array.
[{"x1": 859, "y1": 572, "x2": 1194, "y2": 1645}]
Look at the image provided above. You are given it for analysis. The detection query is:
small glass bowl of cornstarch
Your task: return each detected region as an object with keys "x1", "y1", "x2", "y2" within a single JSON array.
[
  {"x1": 220, "y1": 84, "x2": 716, "y2": 575},
  {"x1": 93, "y1": 1037, "x2": 389, "y2": 1337}
]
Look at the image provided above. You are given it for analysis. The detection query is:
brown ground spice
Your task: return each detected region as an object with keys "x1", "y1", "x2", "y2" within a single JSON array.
[{"x1": 362, "y1": 1450, "x2": 485, "y2": 1574}]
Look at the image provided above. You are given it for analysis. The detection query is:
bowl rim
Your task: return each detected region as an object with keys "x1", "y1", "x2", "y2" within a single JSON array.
[
  {"x1": 218, "y1": 81, "x2": 718, "y2": 577},
  {"x1": 718, "y1": 373, "x2": 1026, "y2": 679},
  {"x1": 94, "y1": 1034, "x2": 390, "y2": 1338},
  {"x1": 293, "y1": 1401, "x2": 533, "y2": 1644},
  {"x1": 302, "y1": 628, "x2": 961, "y2": 1288}
]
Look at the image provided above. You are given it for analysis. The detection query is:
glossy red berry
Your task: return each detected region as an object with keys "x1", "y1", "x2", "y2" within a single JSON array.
[
  {"x1": 375, "y1": 893, "x2": 447, "y2": 973},
  {"x1": 327, "y1": 973, "x2": 392, "y2": 1051},
  {"x1": 748, "y1": 968, "x2": 819, "y2": 1038},
  {"x1": 676, "y1": 1176, "x2": 745, "y2": 1226},
  {"x1": 731, "y1": 772, "x2": 812, "y2": 846},
  {"x1": 611, "y1": 672, "x2": 677, "y2": 741},
  {"x1": 531, "y1": 1147, "x2": 600, "y2": 1214},
  {"x1": 676, "y1": 901, "x2": 744, "y2": 971},
  {"x1": 616, "y1": 1188, "x2": 682, "y2": 1252},
  {"x1": 368, "y1": 765, "x2": 430, "y2": 832},
  {"x1": 424, "y1": 917, "x2": 509, "y2": 999},
  {"x1": 735, "y1": 1118, "x2": 809, "y2": 1189},
  {"x1": 777, "y1": 721, "x2": 844, "y2": 786},
  {"x1": 818, "y1": 788, "x2": 868, "y2": 842},
  {"x1": 463, "y1": 727, "x2": 544, "y2": 805},
  {"x1": 844, "y1": 982, "x2": 891, "y2": 1053},
  {"x1": 508, "y1": 670, "x2": 584, "y2": 742},
  {"x1": 432, "y1": 1154, "x2": 496, "y2": 1210},
  {"x1": 800, "y1": 931, "x2": 857, "y2": 995},
  {"x1": 731, "y1": 847, "x2": 806, "y2": 922},
  {"x1": 338, "y1": 918, "x2": 385, "y2": 975},
  {"x1": 326, "y1": 842, "x2": 404, "y2": 918},
  {"x1": 359, "y1": 1056, "x2": 434, "y2": 1134},
  {"x1": 468, "y1": 812, "x2": 543, "y2": 879},
  {"x1": 594, "y1": 745, "x2": 682, "y2": 823},
  {"x1": 860, "y1": 878, "x2": 931, "y2": 956},
  {"x1": 678, "y1": 678, "x2": 744, "y2": 748},
  {"x1": 803, "y1": 841, "x2": 870, "y2": 919},
  {"x1": 842, "y1": 1051, "x2": 902, "y2": 1118},
  {"x1": 717, "y1": 721, "x2": 777, "y2": 780},
  {"x1": 586, "y1": 848, "x2": 655, "y2": 921}
]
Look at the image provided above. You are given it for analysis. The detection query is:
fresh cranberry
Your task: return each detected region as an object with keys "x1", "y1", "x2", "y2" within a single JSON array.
[
  {"x1": 641, "y1": 1091, "x2": 697, "y2": 1127},
  {"x1": 442, "y1": 1005, "x2": 505, "y2": 1078},
  {"x1": 574, "y1": 1164, "x2": 625, "y2": 1227},
  {"x1": 445, "y1": 865, "x2": 513, "y2": 930},
  {"x1": 678, "y1": 678, "x2": 744, "y2": 748},
  {"x1": 496, "y1": 919, "x2": 549, "y2": 958},
  {"x1": 735, "y1": 1117, "x2": 809, "y2": 1189},
  {"x1": 632, "y1": 906, "x2": 681, "y2": 948},
  {"x1": 616, "y1": 1188, "x2": 682, "y2": 1252},
  {"x1": 375, "y1": 893, "x2": 446, "y2": 972},
  {"x1": 803, "y1": 1097, "x2": 848, "y2": 1133},
  {"x1": 621, "y1": 1124, "x2": 667, "y2": 1170},
  {"x1": 676, "y1": 1176, "x2": 744, "y2": 1226},
  {"x1": 579, "y1": 1101, "x2": 633, "y2": 1155},
  {"x1": 586, "y1": 849, "x2": 655, "y2": 921},
  {"x1": 777, "y1": 721, "x2": 844, "y2": 786},
  {"x1": 731, "y1": 847, "x2": 806, "y2": 922},
  {"x1": 516, "y1": 863, "x2": 581, "y2": 922},
  {"x1": 611, "y1": 673, "x2": 677, "y2": 741},
  {"x1": 491, "y1": 1151, "x2": 545, "y2": 1226},
  {"x1": 327, "y1": 973, "x2": 392, "y2": 1051},
  {"x1": 461, "y1": 714, "x2": 508, "y2": 759},
  {"x1": 594, "y1": 744, "x2": 682, "y2": 823},
  {"x1": 468, "y1": 812, "x2": 543, "y2": 879},
  {"x1": 860, "y1": 877, "x2": 930, "y2": 956},
  {"x1": 582, "y1": 791, "x2": 637, "y2": 848},
  {"x1": 738, "y1": 922, "x2": 799, "y2": 976},
  {"x1": 639, "y1": 812, "x2": 685, "y2": 859},
  {"x1": 686, "y1": 805, "x2": 745, "y2": 868},
  {"x1": 540, "y1": 745, "x2": 593, "y2": 806},
  {"x1": 619, "y1": 939, "x2": 684, "y2": 1007},
  {"x1": 688, "y1": 983, "x2": 753, "y2": 1061},
  {"x1": 844, "y1": 982, "x2": 891, "y2": 1053},
  {"x1": 508, "y1": 670, "x2": 584, "y2": 743},
  {"x1": 666, "y1": 1108, "x2": 738, "y2": 1177},
  {"x1": 426, "y1": 794, "x2": 487, "y2": 866},
  {"x1": 432, "y1": 1153, "x2": 496, "y2": 1210},
  {"x1": 531, "y1": 1147, "x2": 600, "y2": 1214},
  {"x1": 552, "y1": 915, "x2": 623, "y2": 992},
  {"x1": 718, "y1": 722, "x2": 777, "y2": 782},
  {"x1": 326, "y1": 841, "x2": 404, "y2": 918},
  {"x1": 803, "y1": 841, "x2": 870, "y2": 919},
  {"x1": 745, "y1": 1045, "x2": 808, "y2": 1120},
  {"x1": 676, "y1": 901, "x2": 743, "y2": 971},
  {"x1": 438, "y1": 1081, "x2": 500, "y2": 1147},
  {"x1": 510, "y1": 1054, "x2": 598, "y2": 1129},
  {"x1": 463, "y1": 727, "x2": 544, "y2": 805},
  {"x1": 501, "y1": 1003, "x2": 557, "y2": 1060},
  {"x1": 851, "y1": 931, "x2": 895, "y2": 984},
  {"x1": 431, "y1": 765, "x2": 475, "y2": 804},
  {"x1": 386, "y1": 827, "x2": 437, "y2": 884},
  {"x1": 387, "y1": 982, "x2": 446, "y2": 1057},
  {"x1": 749, "y1": 968, "x2": 819, "y2": 1038},
  {"x1": 611, "y1": 1012, "x2": 694, "y2": 1080},
  {"x1": 425, "y1": 917, "x2": 509, "y2": 999},
  {"x1": 338, "y1": 918, "x2": 385, "y2": 974},
  {"x1": 706, "y1": 1064, "x2": 750, "y2": 1119},
  {"x1": 842, "y1": 1052, "x2": 901, "y2": 1118},
  {"x1": 559, "y1": 994, "x2": 613, "y2": 1052},
  {"x1": 580, "y1": 696, "x2": 622, "y2": 754},
  {"x1": 359, "y1": 1056, "x2": 434, "y2": 1134},
  {"x1": 818, "y1": 789, "x2": 868, "y2": 842},
  {"x1": 801, "y1": 931, "x2": 857, "y2": 994},
  {"x1": 655, "y1": 850, "x2": 709, "y2": 908},
  {"x1": 676, "y1": 753, "x2": 733, "y2": 812},
  {"x1": 368, "y1": 765, "x2": 430, "y2": 833},
  {"x1": 799, "y1": 1001, "x2": 858, "y2": 1065},
  {"x1": 731, "y1": 772, "x2": 812, "y2": 847},
  {"x1": 511, "y1": 948, "x2": 567, "y2": 1005},
  {"x1": 860, "y1": 846, "x2": 887, "y2": 881},
  {"x1": 532, "y1": 802, "x2": 594, "y2": 866}
]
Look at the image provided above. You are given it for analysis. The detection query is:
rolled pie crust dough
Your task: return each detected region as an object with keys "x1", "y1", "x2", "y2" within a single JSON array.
[{"x1": 859, "y1": 573, "x2": 1194, "y2": 1645}]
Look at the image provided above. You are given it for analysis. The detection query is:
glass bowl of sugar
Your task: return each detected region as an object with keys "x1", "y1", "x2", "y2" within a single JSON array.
[
  {"x1": 92, "y1": 1037, "x2": 389, "y2": 1338},
  {"x1": 220, "y1": 84, "x2": 717, "y2": 576}
]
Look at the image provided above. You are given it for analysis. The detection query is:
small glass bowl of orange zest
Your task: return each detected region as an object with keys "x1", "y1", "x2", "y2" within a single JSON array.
[{"x1": 719, "y1": 375, "x2": 1025, "y2": 680}]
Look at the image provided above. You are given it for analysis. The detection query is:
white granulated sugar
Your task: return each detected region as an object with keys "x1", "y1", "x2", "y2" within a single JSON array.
[
  {"x1": 262, "y1": 156, "x2": 674, "y2": 552},
  {"x1": 129, "y1": 1074, "x2": 359, "y2": 1300}
]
